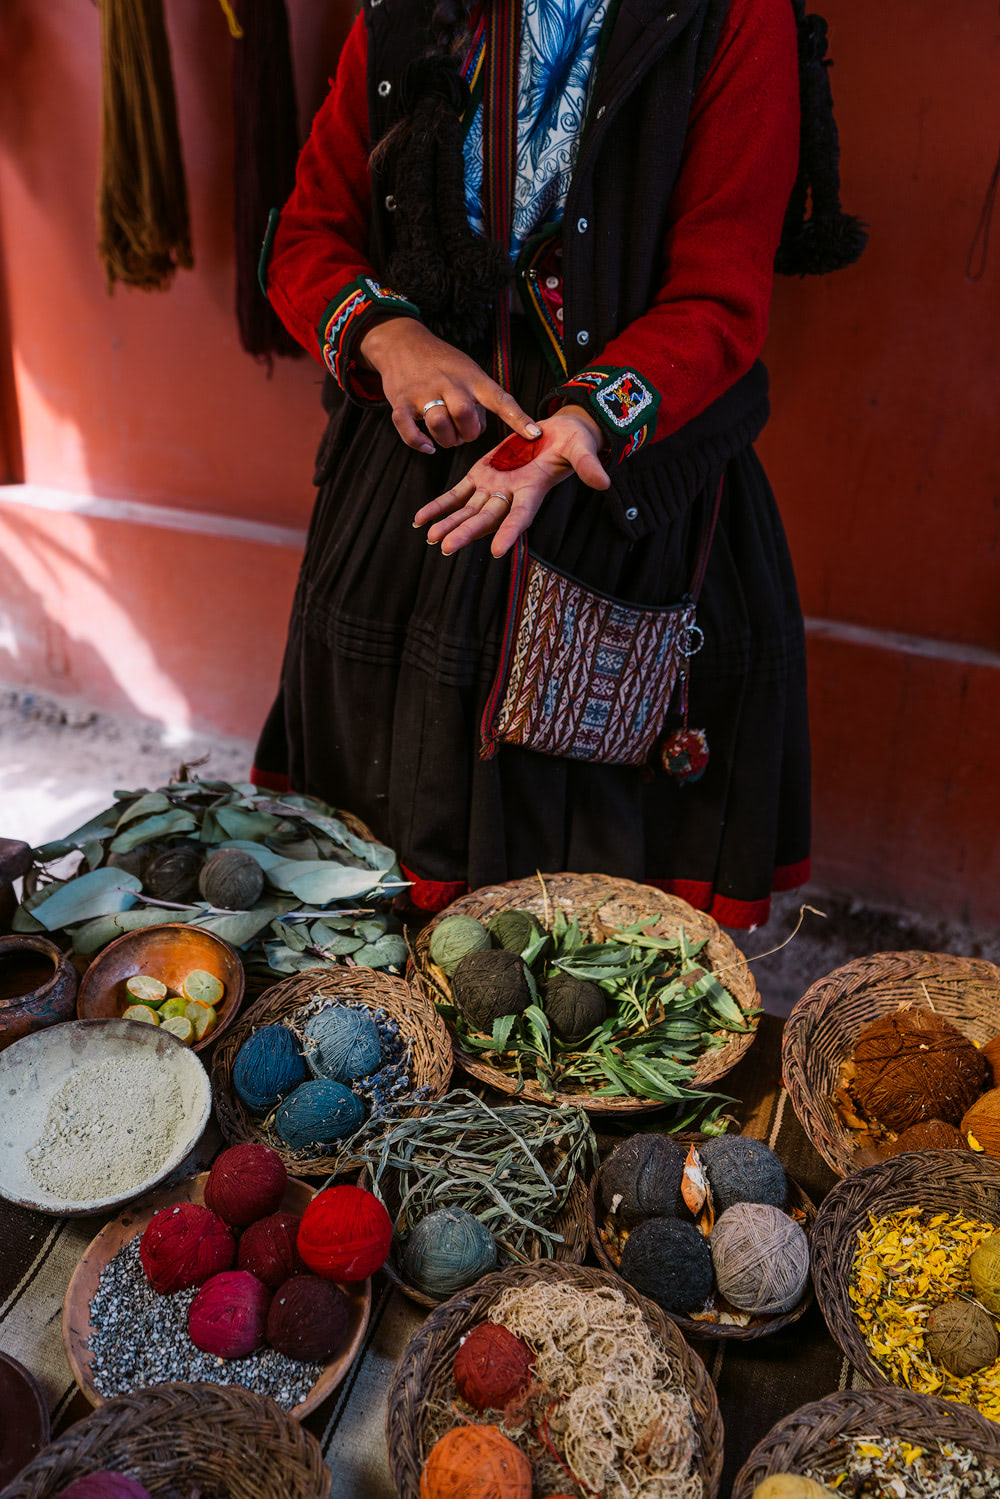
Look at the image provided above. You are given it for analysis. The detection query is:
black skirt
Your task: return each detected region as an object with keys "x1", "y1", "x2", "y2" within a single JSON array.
[{"x1": 254, "y1": 331, "x2": 810, "y2": 927}]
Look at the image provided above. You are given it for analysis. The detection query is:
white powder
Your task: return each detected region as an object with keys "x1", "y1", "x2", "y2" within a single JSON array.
[{"x1": 27, "y1": 1058, "x2": 184, "y2": 1201}]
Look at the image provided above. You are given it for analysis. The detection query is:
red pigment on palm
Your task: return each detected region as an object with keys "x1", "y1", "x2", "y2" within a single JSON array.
[{"x1": 490, "y1": 432, "x2": 543, "y2": 470}]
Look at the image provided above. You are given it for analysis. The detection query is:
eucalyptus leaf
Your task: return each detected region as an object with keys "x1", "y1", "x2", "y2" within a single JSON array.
[
  {"x1": 82, "y1": 839, "x2": 105, "y2": 871},
  {"x1": 195, "y1": 903, "x2": 281, "y2": 947},
  {"x1": 31, "y1": 867, "x2": 142, "y2": 930},
  {"x1": 213, "y1": 805, "x2": 283, "y2": 843},
  {"x1": 72, "y1": 905, "x2": 197, "y2": 955},
  {"x1": 265, "y1": 859, "x2": 387, "y2": 904},
  {"x1": 110, "y1": 809, "x2": 197, "y2": 853},
  {"x1": 214, "y1": 840, "x2": 285, "y2": 872},
  {"x1": 115, "y1": 791, "x2": 171, "y2": 829},
  {"x1": 11, "y1": 903, "x2": 45, "y2": 933},
  {"x1": 273, "y1": 920, "x2": 308, "y2": 952},
  {"x1": 32, "y1": 802, "x2": 120, "y2": 860},
  {"x1": 352, "y1": 934, "x2": 408, "y2": 969}
]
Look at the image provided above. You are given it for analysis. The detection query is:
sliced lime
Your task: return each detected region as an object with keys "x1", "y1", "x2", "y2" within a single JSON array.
[
  {"x1": 160, "y1": 997, "x2": 188, "y2": 1020},
  {"x1": 125, "y1": 975, "x2": 168, "y2": 1006},
  {"x1": 185, "y1": 1001, "x2": 218, "y2": 1041},
  {"x1": 162, "y1": 1015, "x2": 194, "y2": 1044},
  {"x1": 123, "y1": 1003, "x2": 160, "y2": 1025},
  {"x1": 183, "y1": 969, "x2": 224, "y2": 1007}
]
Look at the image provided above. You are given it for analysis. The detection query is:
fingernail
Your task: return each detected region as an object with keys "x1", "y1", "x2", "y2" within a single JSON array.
[
  {"x1": 526, "y1": 424, "x2": 542, "y2": 438},
  {"x1": 412, "y1": 519, "x2": 423, "y2": 528}
]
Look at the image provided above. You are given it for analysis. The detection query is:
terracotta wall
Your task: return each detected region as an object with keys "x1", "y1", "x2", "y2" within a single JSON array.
[{"x1": 0, "y1": 0, "x2": 997, "y2": 921}]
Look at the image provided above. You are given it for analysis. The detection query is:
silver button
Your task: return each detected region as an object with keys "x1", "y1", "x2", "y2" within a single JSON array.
[
  {"x1": 378, "y1": 80, "x2": 392, "y2": 97},
  {"x1": 625, "y1": 507, "x2": 639, "y2": 521},
  {"x1": 544, "y1": 275, "x2": 559, "y2": 289},
  {"x1": 385, "y1": 194, "x2": 397, "y2": 211},
  {"x1": 576, "y1": 330, "x2": 590, "y2": 346},
  {"x1": 370, "y1": 0, "x2": 382, "y2": 6},
  {"x1": 577, "y1": 217, "x2": 589, "y2": 233},
  {"x1": 596, "y1": 105, "x2": 606, "y2": 119}
]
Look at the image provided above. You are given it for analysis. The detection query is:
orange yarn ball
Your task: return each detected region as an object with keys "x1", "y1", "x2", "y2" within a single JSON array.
[
  {"x1": 297, "y1": 1184, "x2": 392, "y2": 1282},
  {"x1": 419, "y1": 1426, "x2": 531, "y2": 1499}
]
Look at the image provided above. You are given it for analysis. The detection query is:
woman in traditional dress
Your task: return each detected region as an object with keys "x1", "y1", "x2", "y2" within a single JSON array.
[{"x1": 252, "y1": 0, "x2": 864, "y2": 927}]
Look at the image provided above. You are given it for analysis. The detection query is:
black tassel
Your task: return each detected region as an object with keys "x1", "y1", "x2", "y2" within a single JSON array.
[
  {"x1": 231, "y1": 0, "x2": 303, "y2": 364},
  {"x1": 776, "y1": 1, "x2": 868, "y2": 277}
]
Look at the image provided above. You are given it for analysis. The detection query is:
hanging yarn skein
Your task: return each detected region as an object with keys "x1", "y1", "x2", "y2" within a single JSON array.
[
  {"x1": 230, "y1": 0, "x2": 303, "y2": 362},
  {"x1": 97, "y1": 0, "x2": 193, "y2": 291}
]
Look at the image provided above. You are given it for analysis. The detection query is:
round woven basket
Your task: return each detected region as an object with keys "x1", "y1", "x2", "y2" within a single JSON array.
[
  {"x1": 586, "y1": 1143, "x2": 817, "y2": 1341},
  {"x1": 211, "y1": 967, "x2": 453, "y2": 1176},
  {"x1": 409, "y1": 873, "x2": 759, "y2": 1113},
  {"x1": 782, "y1": 949, "x2": 1000, "y2": 1177},
  {"x1": 731, "y1": 1386, "x2": 1000, "y2": 1499},
  {"x1": 385, "y1": 1259, "x2": 723, "y2": 1499},
  {"x1": 1, "y1": 1382, "x2": 331, "y2": 1499},
  {"x1": 810, "y1": 1149, "x2": 1000, "y2": 1395}
]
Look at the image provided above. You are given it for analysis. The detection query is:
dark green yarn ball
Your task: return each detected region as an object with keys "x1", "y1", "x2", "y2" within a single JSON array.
[
  {"x1": 487, "y1": 910, "x2": 542, "y2": 956},
  {"x1": 401, "y1": 1207, "x2": 498, "y2": 1296},
  {"x1": 699, "y1": 1135, "x2": 787, "y2": 1215},
  {"x1": 274, "y1": 1079, "x2": 366, "y2": 1150},
  {"x1": 600, "y1": 1133, "x2": 687, "y2": 1223},
  {"x1": 619, "y1": 1216, "x2": 713, "y2": 1314},
  {"x1": 543, "y1": 973, "x2": 606, "y2": 1043},
  {"x1": 451, "y1": 949, "x2": 532, "y2": 1034},
  {"x1": 233, "y1": 1024, "x2": 307, "y2": 1114}
]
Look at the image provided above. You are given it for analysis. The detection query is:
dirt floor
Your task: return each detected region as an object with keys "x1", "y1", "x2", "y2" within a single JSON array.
[{"x1": 1, "y1": 686, "x2": 996, "y2": 1017}]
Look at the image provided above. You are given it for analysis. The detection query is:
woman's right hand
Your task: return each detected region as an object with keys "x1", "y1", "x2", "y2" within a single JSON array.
[{"x1": 357, "y1": 317, "x2": 542, "y2": 454}]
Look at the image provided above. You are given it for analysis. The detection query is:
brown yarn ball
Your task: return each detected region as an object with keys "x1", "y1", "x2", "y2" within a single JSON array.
[
  {"x1": 925, "y1": 1297, "x2": 999, "y2": 1376},
  {"x1": 983, "y1": 1036, "x2": 1000, "y2": 1088},
  {"x1": 969, "y1": 1235, "x2": 1000, "y2": 1314},
  {"x1": 419, "y1": 1425, "x2": 532, "y2": 1499},
  {"x1": 451, "y1": 949, "x2": 531, "y2": 1034},
  {"x1": 265, "y1": 1274, "x2": 350, "y2": 1361},
  {"x1": 851, "y1": 1009, "x2": 987, "y2": 1131},
  {"x1": 237, "y1": 1211, "x2": 305, "y2": 1289},
  {"x1": 711, "y1": 1203, "x2": 809, "y2": 1314},
  {"x1": 888, "y1": 1119, "x2": 969, "y2": 1155},
  {"x1": 199, "y1": 848, "x2": 265, "y2": 910},
  {"x1": 962, "y1": 1090, "x2": 1000, "y2": 1157}
]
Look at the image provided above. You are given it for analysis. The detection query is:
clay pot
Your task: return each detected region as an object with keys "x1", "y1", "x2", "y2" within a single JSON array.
[{"x1": 0, "y1": 934, "x2": 78, "y2": 1052}]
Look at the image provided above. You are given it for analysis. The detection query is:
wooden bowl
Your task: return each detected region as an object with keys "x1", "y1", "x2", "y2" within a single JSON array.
[
  {"x1": 0, "y1": 1018, "x2": 211, "y2": 1216},
  {"x1": 0, "y1": 935, "x2": 78, "y2": 1052},
  {"x1": 77, "y1": 921, "x2": 245, "y2": 1053},
  {"x1": 0, "y1": 1352, "x2": 50, "y2": 1488},
  {"x1": 63, "y1": 1170, "x2": 371, "y2": 1421}
]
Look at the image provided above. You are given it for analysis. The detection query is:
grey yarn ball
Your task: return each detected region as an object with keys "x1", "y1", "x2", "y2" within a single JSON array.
[
  {"x1": 699, "y1": 1135, "x2": 787, "y2": 1215},
  {"x1": 401, "y1": 1208, "x2": 497, "y2": 1297},
  {"x1": 710, "y1": 1202, "x2": 809, "y2": 1314},
  {"x1": 599, "y1": 1133, "x2": 687, "y2": 1223}
]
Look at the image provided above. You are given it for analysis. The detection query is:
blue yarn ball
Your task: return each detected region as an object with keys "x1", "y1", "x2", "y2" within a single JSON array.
[
  {"x1": 232, "y1": 1025, "x2": 307, "y2": 1114},
  {"x1": 274, "y1": 1079, "x2": 366, "y2": 1150},
  {"x1": 304, "y1": 1005, "x2": 382, "y2": 1084},
  {"x1": 401, "y1": 1208, "x2": 498, "y2": 1297}
]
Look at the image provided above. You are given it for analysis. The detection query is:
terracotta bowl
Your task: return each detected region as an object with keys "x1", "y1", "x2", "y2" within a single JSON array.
[
  {"x1": 0, "y1": 1353, "x2": 50, "y2": 1488},
  {"x1": 0, "y1": 934, "x2": 78, "y2": 1052},
  {"x1": 77, "y1": 922, "x2": 244, "y2": 1053}
]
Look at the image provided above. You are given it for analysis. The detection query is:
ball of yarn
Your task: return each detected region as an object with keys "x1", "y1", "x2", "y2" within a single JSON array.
[
  {"x1": 600, "y1": 1133, "x2": 687, "y2": 1223},
  {"x1": 419, "y1": 1424, "x2": 532, "y2": 1499},
  {"x1": 198, "y1": 847, "x2": 264, "y2": 910},
  {"x1": 304, "y1": 1005, "x2": 382, "y2": 1083},
  {"x1": 983, "y1": 1036, "x2": 1000, "y2": 1087},
  {"x1": 266, "y1": 1273, "x2": 350, "y2": 1361},
  {"x1": 925, "y1": 1297, "x2": 998, "y2": 1376},
  {"x1": 204, "y1": 1143, "x2": 288, "y2": 1228},
  {"x1": 237, "y1": 1210, "x2": 305, "y2": 1289},
  {"x1": 55, "y1": 1477, "x2": 154, "y2": 1499},
  {"x1": 699, "y1": 1135, "x2": 788, "y2": 1215},
  {"x1": 969, "y1": 1234, "x2": 1000, "y2": 1314},
  {"x1": 711, "y1": 1203, "x2": 809, "y2": 1314},
  {"x1": 619, "y1": 1217, "x2": 713, "y2": 1314},
  {"x1": 453, "y1": 1323, "x2": 534, "y2": 1411},
  {"x1": 402, "y1": 1208, "x2": 498, "y2": 1298},
  {"x1": 542, "y1": 973, "x2": 605, "y2": 1043},
  {"x1": 751, "y1": 1480, "x2": 839, "y2": 1499},
  {"x1": 429, "y1": 915, "x2": 492, "y2": 977},
  {"x1": 298, "y1": 1184, "x2": 392, "y2": 1281},
  {"x1": 187, "y1": 1269, "x2": 271, "y2": 1358},
  {"x1": 143, "y1": 844, "x2": 202, "y2": 902},
  {"x1": 451, "y1": 950, "x2": 531, "y2": 1034},
  {"x1": 888, "y1": 1119, "x2": 968, "y2": 1154},
  {"x1": 274, "y1": 1079, "x2": 366, "y2": 1150},
  {"x1": 962, "y1": 1089, "x2": 1000, "y2": 1157},
  {"x1": 233, "y1": 1024, "x2": 307, "y2": 1113},
  {"x1": 487, "y1": 910, "x2": 540, "y2": 955},
  {"x1": 139, "y1": 1202, "x2": 235, "y2": 1294},
  {"x1": 851, "y1": 1009, "x2": 987, "y2": 1131}
]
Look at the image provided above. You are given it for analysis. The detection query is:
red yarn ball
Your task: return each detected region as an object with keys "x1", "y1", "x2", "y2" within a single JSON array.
[
  {"x1": 237, "y1": 1211, "x2": 305, "y2": 1290},
  {"x1": 204, "y1": 1143, "x2": 287, "y2": 1228},
  {"x1": 55, "y1": 1478, "x2": 153, "y2": 1499},
  {"x1": 266, "y1": 1274, "x2": 350, "y2": 1361},
  {"x1": 187, "y1": 1270, "x2": 271, "y2": 1358},
  {"x1": 139, "y1": 1203, "x2": 235, "y2": 1295},
  {"x1": 297, "y1": 1185, "x2": 392, "y2": 1282},
  {"x1": 453, "y1": 1323, "x2": 535, "y2": 1412}
]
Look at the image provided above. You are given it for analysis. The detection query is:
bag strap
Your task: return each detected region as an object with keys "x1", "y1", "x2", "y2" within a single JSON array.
[{"x1": 687, "y1": 473, "x2": 724, "y2": 601}]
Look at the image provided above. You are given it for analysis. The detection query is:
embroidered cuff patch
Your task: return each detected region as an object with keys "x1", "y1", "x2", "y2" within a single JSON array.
[
  {"x1": 318, "y1": 277, "x2": 420, "y2": 396},
  {"x1": 554, "y1": 365, "x2": 660, "y2": 462}
]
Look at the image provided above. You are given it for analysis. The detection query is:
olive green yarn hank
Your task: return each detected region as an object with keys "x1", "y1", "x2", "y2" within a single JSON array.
[{"x1": 98, "y1": 0, "x2": 193, "y2": 291}]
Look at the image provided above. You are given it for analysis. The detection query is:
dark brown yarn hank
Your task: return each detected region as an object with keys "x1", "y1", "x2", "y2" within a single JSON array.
[{"x1": 851, "y1": 1010, "x2": 988, "y2": 1132}]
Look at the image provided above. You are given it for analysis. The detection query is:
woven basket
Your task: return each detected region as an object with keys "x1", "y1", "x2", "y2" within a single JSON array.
[
  {"x1": 409, "y1": 873, "x2": 759, "y2": 1114},
  {"x1": 211, "y1": 967, "x2": 453, "y2": 1176},
  {"x1": 731, "y1": 1386, "x2": 1000, "y2": 1499},
  {"x1": 385, "y1": 1259, "x2": 723, "y2": 1499},
  {"x1": 586, "y1": 1142, "x2": 817, "y2": 1341},
  {"x1": 1, "y1": 1382, "x2": 331, "y2": 1499},
  {"x1": 810, "y1": 1149, "x2": 1000, "y2": 1394},
  {"x1": 782, "y1": 949, "x2": 1000, "y2": 1178}
]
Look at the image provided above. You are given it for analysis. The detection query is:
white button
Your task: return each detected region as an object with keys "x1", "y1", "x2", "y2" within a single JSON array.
[
  {"x1": 555, "y1": 307, "x2": 564, "y2": 322},
  {"x1": 385, "y1": 195, "x2": 397, "y2": 211},
  {"x1": 625, "y1": 507, "x2": 639, "y2": 521},
  {"x1": 370, "y1": 0, "x2": 382, "y2": 6},
  {"x1": 378, "y1": 80, "x2": 392, "y2": 97},
  {"x1": 596, "y1": 105, "x2": 606, "y2": 119},
  {"x1": 576, "y1": 330, "x2": 590, "y2": 345},
  {"x1": 545, "y1": 276, "x2": 559, "y2": 289},
  {"x1": 577, "y1": 217, "x2": 589, "y2": 233}
]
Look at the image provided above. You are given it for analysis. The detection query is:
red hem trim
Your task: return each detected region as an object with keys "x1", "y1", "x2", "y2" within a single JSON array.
[
  {"x1": 645, "y1": 857, "x2": 810, "y2": 930},
  {"x1": 250, "y1": 766, "x2": 292, "y2": 794},
  {"x1": 401, "y1": 863, "x2": 469, "y2": 913},
  {"x1": 771, "y1": 856, "x2": 811, "y2": 892}
]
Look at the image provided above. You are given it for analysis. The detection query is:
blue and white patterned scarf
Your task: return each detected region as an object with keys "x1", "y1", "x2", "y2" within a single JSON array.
[{"x1": 464, "y1": 0, "x2": 612, "y2": 258}]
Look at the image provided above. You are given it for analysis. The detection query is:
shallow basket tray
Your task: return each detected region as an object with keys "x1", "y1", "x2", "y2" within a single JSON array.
[
  {"x1": 211, "y1": 967, "x2": 454, "y2": 1177},
  {"x1": 0, "y1": 1382, "x2": 331, "y2": 1499},
  {"x1": 810, "y1": 1149, "x2": 1000, "y2": 1395},
  {"x1": 586, "y1": 1140, "x2": 817, "y2": 1341},
  {"x1": 731, "y1": 1386, "x2": 1000, "y2": 1499},
  {"x1": 409, "y1": 872, "x2": 759, "y2": 1114},
  {"x1": 782, "y1": 949, "x2": 1000, "y2": 1178},
  {"x1": 385, "y1": 1259, "x2": 723, "y2": 1499}
]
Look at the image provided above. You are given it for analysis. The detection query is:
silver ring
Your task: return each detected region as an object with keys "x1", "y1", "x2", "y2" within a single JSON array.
[
  {"x1": 421, "y1": 399, "x2": 447, "y2": 417},
  {"x1": 488, "y1": 492, "x2": 512, "y2": 510}
]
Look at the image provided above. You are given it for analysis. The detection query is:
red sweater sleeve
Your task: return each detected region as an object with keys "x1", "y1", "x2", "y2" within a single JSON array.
[{"x1": 555, "y1": 0, "x2": 800, "y2": 459}]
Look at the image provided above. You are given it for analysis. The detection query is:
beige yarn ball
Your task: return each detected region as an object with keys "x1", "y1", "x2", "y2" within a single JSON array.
[
  {"x1": 752, "y1": 1480, "x2": 838, "y2": 1499},
  {"x1": 970, "y1": 1235, "x2": 1000, "y2": 1315},
  {"x1": 711, "y1": 1203, "x2": 809, "y2": 1314},
  {"x1": 925, "y1": 1297, "x2": 998, "y2": 1377}
]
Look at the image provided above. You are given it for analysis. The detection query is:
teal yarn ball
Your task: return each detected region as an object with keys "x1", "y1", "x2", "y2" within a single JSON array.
[
  {"x1": 304, "y1": 1005, "x2": 382, "y2": 1084},
  {"x1": 401, "y1": 1208, "x2": 498, "y2": 1297},
  {"x1": 232, "y1": 1025, "x2": 307, "y2": 1114},
  {"x1": 274, "y1": 1079, "x2": 366, "y2": 1150}
]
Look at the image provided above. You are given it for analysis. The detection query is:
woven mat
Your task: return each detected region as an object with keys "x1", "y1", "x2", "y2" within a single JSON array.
[{"x1": 0, "y1": 1016, "x2": 865, "y2": 1497}]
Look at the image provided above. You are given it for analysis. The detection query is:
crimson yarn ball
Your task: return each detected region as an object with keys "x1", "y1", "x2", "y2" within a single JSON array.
[
  {"x1": 237, "y1": 1211, "x2": 305, "y2": 1290},
  {"x1": 187, "y1": 1269, "x2": 271, "y2": 1358},
  {"x1": 204, "y1": 1143, "x2": 287, "y2": 1228},
  {"x1": 55, "y1": 1478, "x2": 153, "y2": 1499},
  {"x1": 266, "y1": 1273, "x2": 350, "y2": 1361},
  {"x1": 453, "y1": 1322, "x2": 535, "y2": 1411},
  {"x1": 139, "y1": 1202, "x2": 235, "y2": 1294},
  {"x1": 297, "y1": 1184, "x2": 392, "y2": 1282}
]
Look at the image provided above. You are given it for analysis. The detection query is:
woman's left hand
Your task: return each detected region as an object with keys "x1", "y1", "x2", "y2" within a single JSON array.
[{"x1": 413, "y1": 406, "x2": 611, "y2": 558}]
